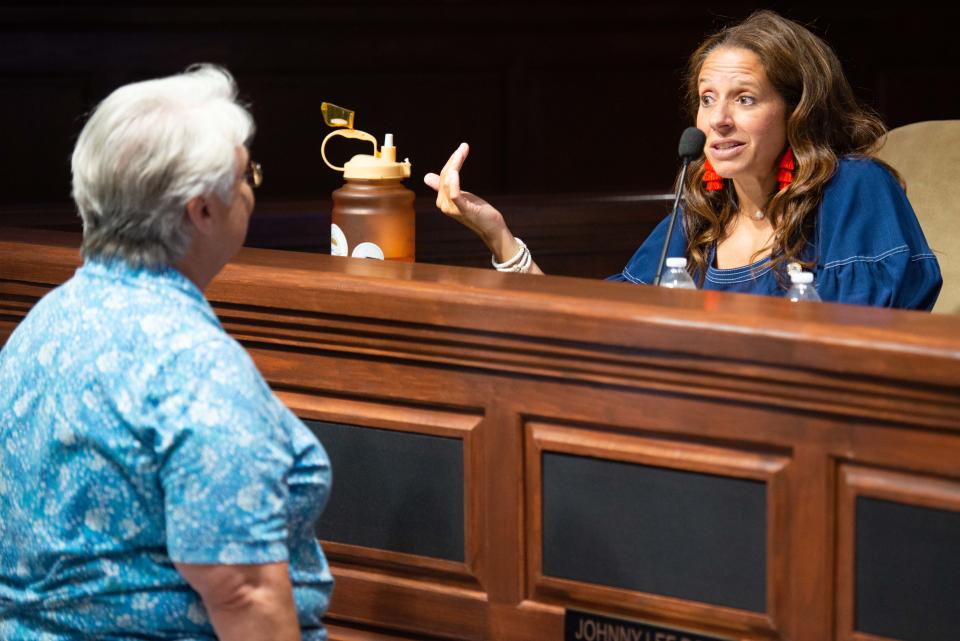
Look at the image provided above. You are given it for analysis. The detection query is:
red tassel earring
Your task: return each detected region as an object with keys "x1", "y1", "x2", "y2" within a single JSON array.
[
  {"x1": 777, "y1": 147, "x2": 794, "y2": 191},
  {"x1": 703, "y1": 159, "x2": 723, "y2": 191}
]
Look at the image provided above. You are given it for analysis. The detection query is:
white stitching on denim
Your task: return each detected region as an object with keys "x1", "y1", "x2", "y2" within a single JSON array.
[
  {"x1": 709, "y1": 263, "x2": 762, "y2": 275},
  {"x1": 822, "y1": 245, "x2": 908, "y2": 269},
  {"x1": 705, "y1": 264, "x2": 775, "y2": 284}
]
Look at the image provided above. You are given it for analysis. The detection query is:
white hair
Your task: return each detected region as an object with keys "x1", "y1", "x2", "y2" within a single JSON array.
[{"x1": 71, "y1": 64, "x2": 255, "y2": 269}]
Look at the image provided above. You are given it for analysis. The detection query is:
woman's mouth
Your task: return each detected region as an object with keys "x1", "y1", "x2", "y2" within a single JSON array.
[{"x1": 711, "y1": 141, "x2": 746, "y2": 159}]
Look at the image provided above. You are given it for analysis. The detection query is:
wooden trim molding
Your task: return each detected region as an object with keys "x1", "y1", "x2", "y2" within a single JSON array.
[
  {"x1": 277, "y1": 390, "x2": 484, "y2": 588},
  {"x1": 525, "y1": 422, "x2": 790, "y2": 639},
  {"x1": 835, "y1": 465, "x2": 960, "y2": 641}
]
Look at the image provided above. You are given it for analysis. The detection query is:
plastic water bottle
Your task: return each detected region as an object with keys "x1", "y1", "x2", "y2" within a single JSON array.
[
  {"x1": 659, "y1": 257, "x2": 697, "y2": 289},
  {"x1": 786, "y1": 270, "x2": 821, "y2": 302}
]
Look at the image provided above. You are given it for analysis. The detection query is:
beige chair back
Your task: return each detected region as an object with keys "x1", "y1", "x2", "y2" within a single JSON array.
[{"x1": 875, "y1": 120, "x2": 960, "y2": 313}]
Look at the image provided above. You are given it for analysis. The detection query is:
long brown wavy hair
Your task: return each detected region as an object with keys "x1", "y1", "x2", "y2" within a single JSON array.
[{"x1": 680, "y1": 10, "x2": 897, "y2": 285}]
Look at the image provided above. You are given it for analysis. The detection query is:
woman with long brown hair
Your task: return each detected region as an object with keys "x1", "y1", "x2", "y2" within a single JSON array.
[{"x1": 425, "y1": 10, "x2": 941, "y2": 309}]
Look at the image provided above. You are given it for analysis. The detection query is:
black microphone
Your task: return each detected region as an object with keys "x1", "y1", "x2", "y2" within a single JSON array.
[{"x1": 653, "y1": 127, "x2": 706, "y2": 286}]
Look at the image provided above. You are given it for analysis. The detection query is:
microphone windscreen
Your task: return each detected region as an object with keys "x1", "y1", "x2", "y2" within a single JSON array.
[{"x1": 678, "y1": 127, "x2": 706, "y2": 160}]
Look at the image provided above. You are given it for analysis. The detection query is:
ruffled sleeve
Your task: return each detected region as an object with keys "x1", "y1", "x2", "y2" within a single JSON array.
[
  {"x1": 812, "y1": 158, "x2": 941, "y2": 310},
  {"x1": 607, "y1": 211, "x2": 689, "y2": 284}
]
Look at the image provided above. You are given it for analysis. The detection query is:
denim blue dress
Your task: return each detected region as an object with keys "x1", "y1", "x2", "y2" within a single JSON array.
[
  {"x1": 0, "y1": 259, "x2": 333, "y2": 640},
  {"x1": 610, "y1": 158, "x2": 942, "y2": 310}
]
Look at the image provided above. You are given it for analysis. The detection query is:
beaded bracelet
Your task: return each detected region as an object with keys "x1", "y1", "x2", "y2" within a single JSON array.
[{"x1": 492, "y1": 237, "x2": 532, "y2": 273}]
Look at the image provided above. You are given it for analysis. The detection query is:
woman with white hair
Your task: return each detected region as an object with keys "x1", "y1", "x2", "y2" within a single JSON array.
[{"x1": 0, "y1": 65, "x2": 332, "y2": 641}]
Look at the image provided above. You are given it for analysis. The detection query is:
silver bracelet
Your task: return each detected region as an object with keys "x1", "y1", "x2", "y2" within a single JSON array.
[{"x1": 492, "y1": 237, "x2": 532, "y2": 273}]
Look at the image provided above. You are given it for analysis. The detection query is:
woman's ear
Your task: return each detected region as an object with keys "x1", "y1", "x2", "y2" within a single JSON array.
[{"x1": 184, "y1": 195, "x2": 215, "y2": 236}]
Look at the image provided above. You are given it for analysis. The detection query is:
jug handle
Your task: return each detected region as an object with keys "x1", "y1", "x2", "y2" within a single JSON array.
[{"x1": 321, "y1": 129, "x2": 379, "y2": 172}]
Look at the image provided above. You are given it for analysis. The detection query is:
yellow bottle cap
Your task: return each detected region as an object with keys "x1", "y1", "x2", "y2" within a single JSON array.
[
  {"x1": 343, "y1": 152, "x2": 411, "y2": 180},
  {"x1": 322, "y1": 128, "x2": 411, "y2": 180},
  {"x1": 321, "y1": 103, "x2": 412, "y2": 180}
]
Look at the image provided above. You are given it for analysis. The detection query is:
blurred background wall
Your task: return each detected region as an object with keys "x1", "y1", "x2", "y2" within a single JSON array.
[{"x1": 1, "y1": 1, "x2": 955, "y2": 212}]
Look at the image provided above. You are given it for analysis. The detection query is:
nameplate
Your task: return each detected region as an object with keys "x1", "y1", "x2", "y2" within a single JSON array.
[{"x1": 565, "y1": 608, "x2": 733, "y2": 641}]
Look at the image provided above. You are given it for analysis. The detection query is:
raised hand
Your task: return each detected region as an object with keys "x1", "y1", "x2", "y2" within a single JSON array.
[
  {"x1": 424, "y1": 143, "x2": 542, "y2": 273},
  {"x1": 423, "y1": 143, "x2": 507, "y2": 242}
]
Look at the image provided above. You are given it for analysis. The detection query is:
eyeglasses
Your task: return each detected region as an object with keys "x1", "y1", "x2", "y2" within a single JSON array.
[{"x1": 244, "y1": 160, "x2": 263, "y2": 189}]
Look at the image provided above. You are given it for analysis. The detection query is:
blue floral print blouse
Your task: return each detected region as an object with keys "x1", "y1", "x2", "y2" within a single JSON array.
[
  {"x1": 610, "y1": 157, "x2": 942, "y2": 310},
  {"x1": 0, "y1": 258, "x2": 333, "y2": 640}
]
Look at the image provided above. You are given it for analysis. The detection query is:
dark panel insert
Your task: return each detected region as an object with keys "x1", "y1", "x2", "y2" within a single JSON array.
[
  {"x1": 306, "y1": 419, "x2": 464, "y2": 562},
  {"x1": 855, "y1": 496, "x2": 960, "y2": 641},
  {"x1": 542, "y1": 452, "x2": 766, "y2": 612}
]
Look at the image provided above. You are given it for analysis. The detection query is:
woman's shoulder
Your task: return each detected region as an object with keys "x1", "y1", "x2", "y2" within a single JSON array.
[
  {"x1": 819, "y1": 155, "x2": 909, "y2": 223},
  {"x1": 813, "y1": 154, "x2": 940, "y2": 310},
  {"x1": 828, "y1": 155, "x2": 899, "y2": 189}
]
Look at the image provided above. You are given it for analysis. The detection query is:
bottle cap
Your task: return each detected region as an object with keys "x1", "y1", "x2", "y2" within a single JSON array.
[
  {"x1": 321, "y1": 104, "x2": 412, "y2": 180},
  {"x1": 790, "y1": 271, "x2": 814, "y2": 284},
  {"x1": 665, "y1": 257, "x2": 688, "y2": 268},
  {"x1": 342, "y1": 153, "x2": 411, "y2": 180}
]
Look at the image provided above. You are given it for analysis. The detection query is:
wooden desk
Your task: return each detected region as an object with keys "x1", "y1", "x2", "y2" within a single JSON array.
[{"x1": 2, "y1": 228, "x2": 959, "y2": 641}]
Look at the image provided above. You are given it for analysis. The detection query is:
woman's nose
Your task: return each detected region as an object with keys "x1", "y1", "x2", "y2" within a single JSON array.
[{"x1": 710, "y1": 102, "x2": 734, "y2": 132}]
